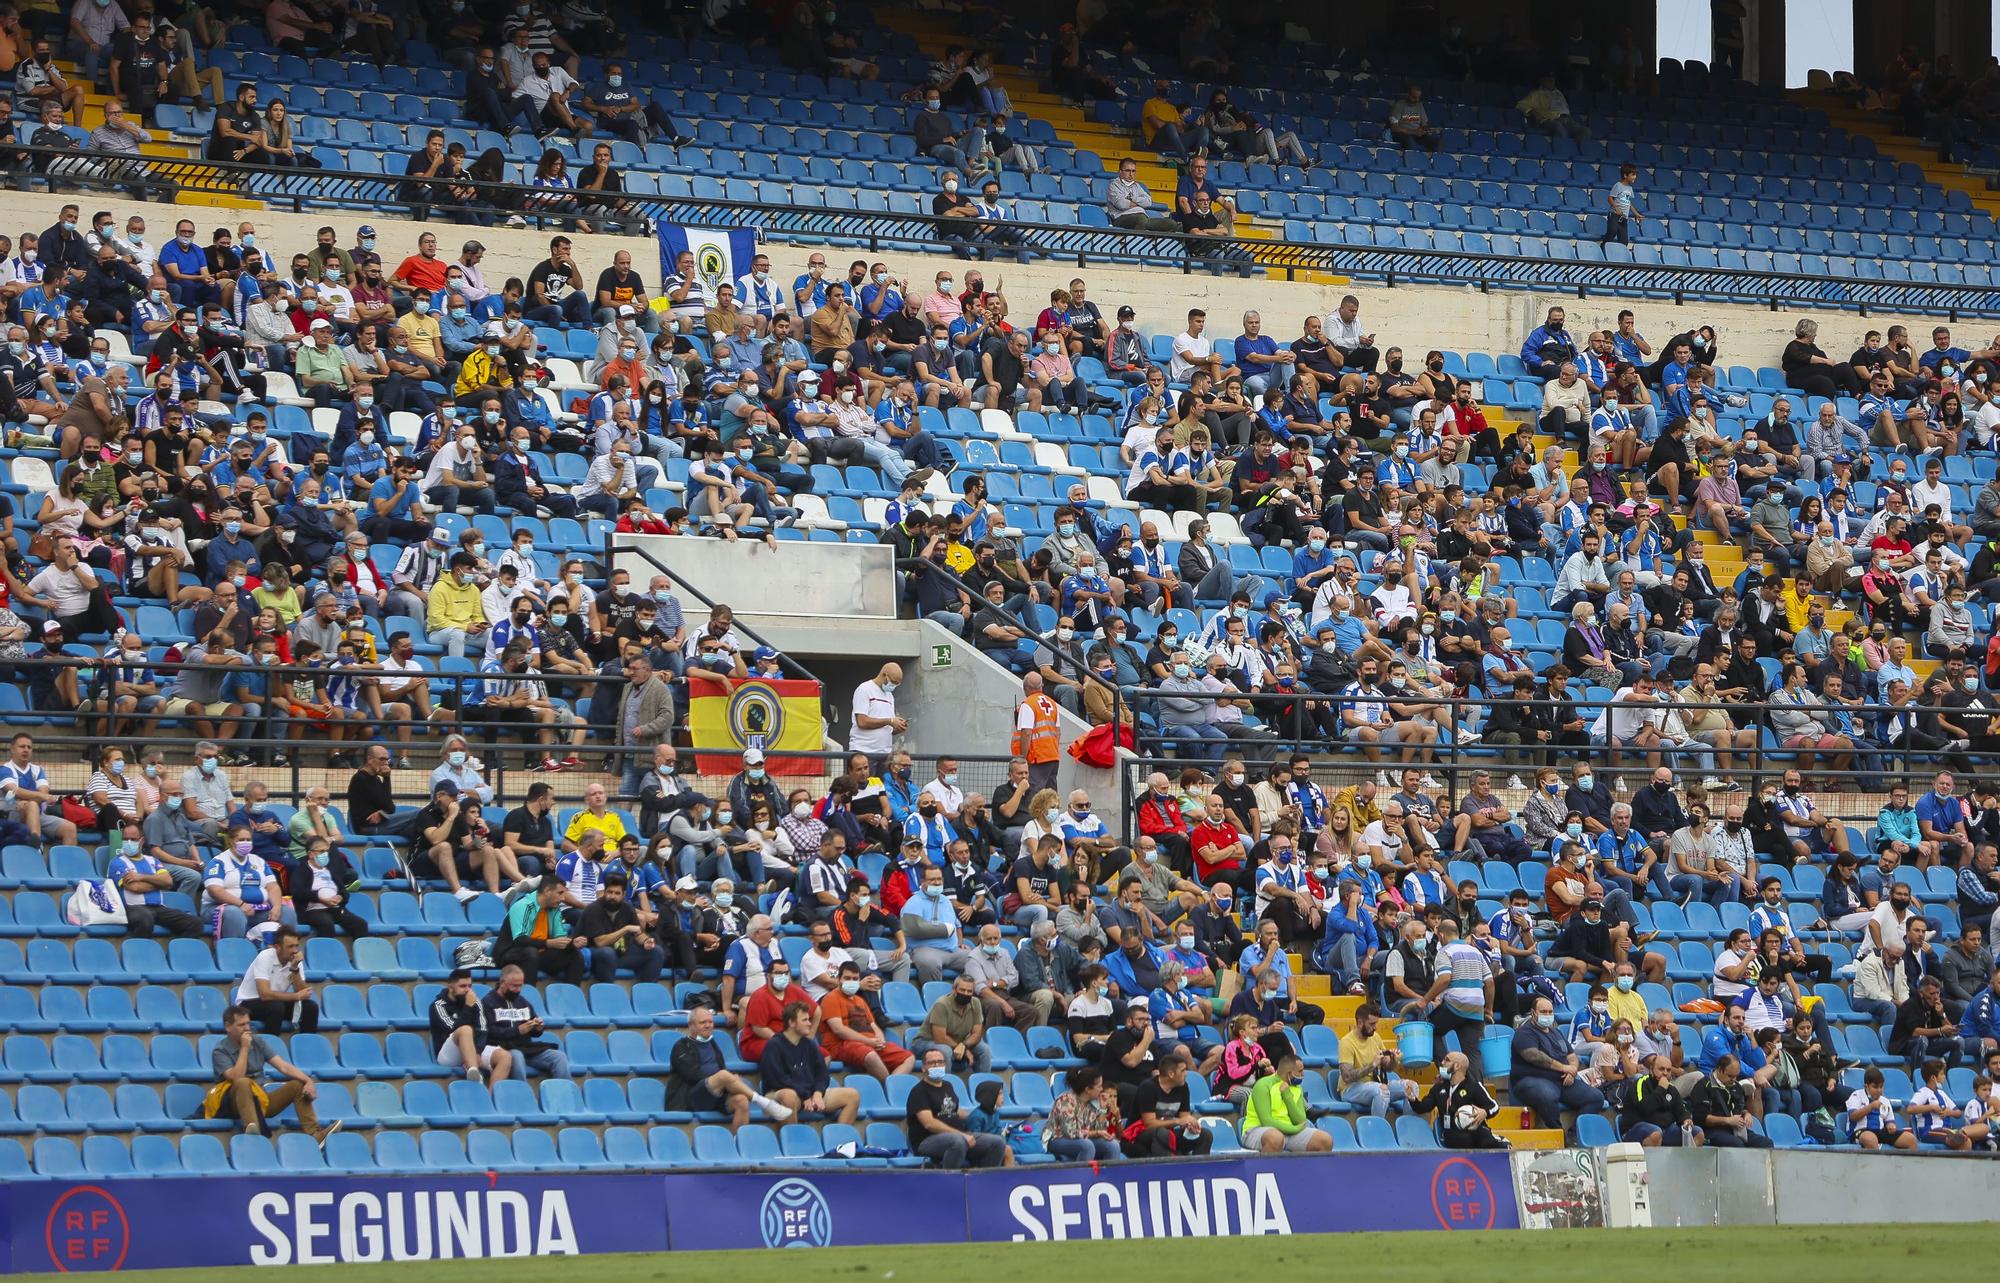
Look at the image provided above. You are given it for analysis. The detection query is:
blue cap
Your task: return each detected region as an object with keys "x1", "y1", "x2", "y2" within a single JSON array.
[{"x1": 753, "y1": 646, "x2": 778, "y2": 662}]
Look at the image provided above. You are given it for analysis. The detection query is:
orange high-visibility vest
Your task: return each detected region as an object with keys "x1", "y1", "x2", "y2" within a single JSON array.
[{"x1": 1011, "y1": 693, "x2": 1061, "y2": 763}]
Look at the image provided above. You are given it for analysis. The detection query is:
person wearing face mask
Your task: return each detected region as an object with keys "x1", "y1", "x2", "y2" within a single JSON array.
[
  {"x1": 285, "y1": 836, "x2": 364, "y2": 937},
  {"x1": 1510, "y1": 994, "x2": 1605, "y2": 1128},
  {"x1": 202, "y1": 824, "x2": 295, "y2": 942}
]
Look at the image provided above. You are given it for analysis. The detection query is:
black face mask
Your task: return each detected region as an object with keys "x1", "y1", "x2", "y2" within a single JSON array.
[{"x1": 953, "y1": 992, "x2": 974, "y2": 1006}]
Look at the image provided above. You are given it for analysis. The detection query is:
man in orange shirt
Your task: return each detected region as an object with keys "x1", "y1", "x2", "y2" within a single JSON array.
[
  {"x1": 736, "y1": 957, "x2": 805, "y2": 1063},
  {"x1": 819, "y1": 959, "x2": 915, "y2": 1082},
  {"x1": 390, "y1": 230, "x2": 451, "y2": 301}
]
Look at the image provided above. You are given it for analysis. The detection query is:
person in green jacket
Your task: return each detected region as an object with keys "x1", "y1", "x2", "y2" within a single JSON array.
[
  {"x1": 1241, "y1": 1052, "x2": 1333, "y2": 1154},
  {"x1": 495, "y1": 873, "x2": 584, "y2": 982}
]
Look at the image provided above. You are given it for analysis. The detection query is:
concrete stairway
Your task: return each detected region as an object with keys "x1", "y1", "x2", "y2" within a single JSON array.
[{"x1": 1793, "y1": 89, "x2": 2000, "y2": 220}]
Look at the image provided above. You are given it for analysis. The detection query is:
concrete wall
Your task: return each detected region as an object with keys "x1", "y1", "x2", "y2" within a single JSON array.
[
  {"x1": 611, "y1": 534, "x2": 897, "y2": 619},
  {"x1": 1622, "y1": 1146, "x2": 2000, "y2": 1230},
  {"x1": 1, "y1": 188, "x2": 1959, "y2": 376}
]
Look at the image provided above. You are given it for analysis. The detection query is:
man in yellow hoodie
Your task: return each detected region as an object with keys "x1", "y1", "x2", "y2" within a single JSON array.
[{"x1": 425, "y1": 551, "x2": 490, "y2": 659}]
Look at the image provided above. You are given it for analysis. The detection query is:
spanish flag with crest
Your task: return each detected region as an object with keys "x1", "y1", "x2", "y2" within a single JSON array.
[{"x1": 686, "y1": 672, "x2": 825, "y2": 774}]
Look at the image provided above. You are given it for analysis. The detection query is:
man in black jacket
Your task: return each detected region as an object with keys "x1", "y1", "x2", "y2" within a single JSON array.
[
  {"x1": 667, "y1": 1005, "x2": 792, "y2": 1126},
  {"x1": 479, "y1": 964, "x2": 572, "y2": 1078},
  {"x1": 1619, "y1": 1056, "x2": 1700, "y2": 1146},
  {"x1": 430, "y1": 968, "x2": 513, "y2": 1083},
  {"x1": 1687, "y1": 1055, "x2": 1772, "y2": 1149}
]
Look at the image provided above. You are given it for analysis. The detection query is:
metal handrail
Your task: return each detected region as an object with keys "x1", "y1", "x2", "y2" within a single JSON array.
[
  {"x1": 13, "y1": 142, "x2": 1996, "y2": 315},
  {"x1": 606, "y1": 535, "x2": 821, "y2": 685}
]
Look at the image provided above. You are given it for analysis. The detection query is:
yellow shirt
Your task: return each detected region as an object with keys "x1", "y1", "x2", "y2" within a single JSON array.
[
  {"x1": 403, "y1": 311, "x2": 445, "y2": 364},
  {"x1": 1337, "y1": 1027, "x2": 1389, "y2": 1084},
  {"x1": 1606, "y1": 986, "x2": 1648, "y2": 1029},
  {"x1": 1140, "y1": 96, "x2": 1180, "y2": 143},
  {"x1": 425, "y1": 575, "x2": 487, "y2": 632},
  {"x1": 565, "y1": 808, "x2": 627, "y2": 847}
]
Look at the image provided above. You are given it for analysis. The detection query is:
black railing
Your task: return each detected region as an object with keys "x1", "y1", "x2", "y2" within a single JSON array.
[
  {"x1": 1107, "y1": 685, "x2": 1997, "y2": 823},
  {"x1": 15, "y1": 142, "x2": 2000, "y2": 316}
]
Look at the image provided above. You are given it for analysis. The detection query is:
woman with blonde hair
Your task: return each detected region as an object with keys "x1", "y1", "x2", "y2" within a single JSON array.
[{"x1": 1015, "y1": 787, "x2": 1066, "y2": 860}]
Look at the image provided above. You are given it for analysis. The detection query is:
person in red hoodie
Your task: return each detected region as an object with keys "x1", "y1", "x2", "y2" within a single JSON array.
[
  {"x1": 1136, "y1": 771, "x2": 1191, "y2": 874},
  {"x1": 878, "y1": 834, "x2": 929, "y2": 917},
  {"x1": 1186, "y1": 792, "x2": 1249, "y2": 890}
]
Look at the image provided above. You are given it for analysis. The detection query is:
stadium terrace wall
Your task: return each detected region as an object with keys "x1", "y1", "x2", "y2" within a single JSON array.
[
  {"x1": 0, "y1": 1154, "x2": 1515, "y2": 1271},
  {"x1": 0, "y1": 189, "x2": 1960, "y2": 369}
]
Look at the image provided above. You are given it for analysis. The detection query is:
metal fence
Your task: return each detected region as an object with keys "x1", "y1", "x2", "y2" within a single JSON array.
[{"x1": 13, "y1": 142, "x2": 1999, "y2": 315}]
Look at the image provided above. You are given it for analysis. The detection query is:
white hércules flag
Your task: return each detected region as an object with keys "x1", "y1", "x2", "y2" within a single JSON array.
[{"x1": 656, "y1": 223, "x2": 758, "y2": 298}]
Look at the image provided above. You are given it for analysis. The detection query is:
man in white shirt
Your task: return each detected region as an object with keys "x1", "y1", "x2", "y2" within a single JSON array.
[
  {"x1": 918, "y1": 757, "x2": 965, "y2": 821},
  {"x1": 848, "y1": 662, "x2": 904, "y2": 762},
  {"x1": 1168, "y1": 307, "x2": 1234, "y2": 384},
  {"x1": 1324, "y1": 294, "x2": 1378, "y2": 374},
  {"x1": 797, "y1": 919, "x2": 855, "y2": 1000},
  {"x1": 235, "y1": 926, "x2": 318, "y2": 1033}
]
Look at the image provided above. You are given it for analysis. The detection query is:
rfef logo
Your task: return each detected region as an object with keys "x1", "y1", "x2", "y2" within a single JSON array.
[
  {"x1": 758, "y1": 1178, "x2": 831, "y2": 1248},
  {"x1": 1429, "y1": 1157, "x2": 1497, "y2": 1230},
  {"x1": 45, "y1": 1186, "x2": 130, "y2": 1272}
]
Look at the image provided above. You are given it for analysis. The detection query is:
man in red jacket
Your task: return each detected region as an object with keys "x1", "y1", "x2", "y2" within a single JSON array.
[{"x1": 1136, "y1": 772, "x2": 1192, "y2": 874}]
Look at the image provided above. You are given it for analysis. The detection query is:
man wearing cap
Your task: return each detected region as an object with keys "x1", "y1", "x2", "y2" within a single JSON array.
[
  {"x1": 727, "y1": 748, "x2": 782, "y2": 823},
  {"x1": 415, "y1": 778, "x2": 505, "y2": 904},
  {"x1": 294, "y1": 316, "x2": 352, "y2": 406},
  {"x1": 454, "y1": 322, "x2": 514, "y2": 399}
]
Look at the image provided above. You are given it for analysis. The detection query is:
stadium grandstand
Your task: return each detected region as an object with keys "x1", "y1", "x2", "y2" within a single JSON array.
[{"x1": 0, "y1": 0, "x2": 1999, "y2": 1264}]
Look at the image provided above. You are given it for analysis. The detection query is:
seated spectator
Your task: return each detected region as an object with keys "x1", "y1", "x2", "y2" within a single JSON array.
[{"x1": 206, "y1": 1003, "x2": 337, "y2": 1141}]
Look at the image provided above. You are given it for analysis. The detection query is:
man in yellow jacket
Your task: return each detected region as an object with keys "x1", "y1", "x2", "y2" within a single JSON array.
[{"x1": 1241, "y1": 1052, "x2": 1333, "y2": 1154}]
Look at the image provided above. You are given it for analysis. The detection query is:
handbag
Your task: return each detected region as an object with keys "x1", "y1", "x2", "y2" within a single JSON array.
[{"x1": 59, "y1": 797, "x2": 100, "y2": 831}]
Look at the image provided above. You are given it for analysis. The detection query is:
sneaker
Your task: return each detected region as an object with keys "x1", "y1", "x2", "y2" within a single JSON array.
[
  {"x1": 504, "y1": 214, "x2": 527, "y2": 229},
  {"x1": 1375, "y1": 770, "x2": 1391, "y2": 788},
  {"x1": 559, "y1": 754, "x2": 583, "y2": 770},
  {"x1": 759, "y1": 1096, "x2": 794, "y2": 1122},
  {"x1": 532, "y1": 756, "x2": 563, "y2": 772},
  {"x1": 1508, "y1": 774, "x2": 1526, "y2": 790},
  {"x1": 1723, "y1": 778, "x2": 1745, "y2": 791},
  {"x1": 1457, "y1": 726, "x2": 1483, "y2": 744},
  {"x1": 1346, "y1": 981, "x2": 1366, "y2": 995},
  {"x1": 395, "y1": 754, "x2": 413, "y2": 770},
  {"x1": 1703, "y1": 775, "x2": 1725, "y2": 791},
  {"x1": 271, "y1": 751, "x2": 289, "y2": 766},
  {"x1": 465, "y1": 1066, "x2": 484, "y2": 1083},
  {"x1": 1421, "y1": 773, "x2": 1439, "y2": 789},
  {"x1": 453, "y1": 886, "x2": 479, "y2": 904},
  {"x1": 312, "y1": 1120, "x2": 343, "y2": 1148},
  {"x1": 243, "y1": 1120, "x2": 262, "y2": 1137}
]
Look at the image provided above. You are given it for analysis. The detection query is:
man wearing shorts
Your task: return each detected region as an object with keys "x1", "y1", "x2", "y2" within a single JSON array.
[
  {"x1": 819, "y1": 958, "x2": 916, "y2": 1082},
  {"x1": 159, "y1": 632, "x2": 245, "y2": 744},
  {"x1": 429, "y1": 967, "x2": 514, "y2": 1083},
  {"x1": 665, "y1": 1004, "x2": 792, "y2": 1126},
  {"x1": 1242, "y1": 1052, "x2": 1334, "y2": 1153}
]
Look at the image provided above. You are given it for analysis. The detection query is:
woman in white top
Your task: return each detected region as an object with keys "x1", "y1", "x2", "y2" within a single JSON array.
[
  {"x1": 87, "y1": 744, "x2": 149, "y2": 834},
  {"x1": 743, "y1": 800, "x2": 795, "y2": 876},
  {"x1": 1014, "y1": 787, "x2": 1065, "y2": 861},
  {"x1": 1710, "y1": 927, "x2": 1756, "y2": 1001}
]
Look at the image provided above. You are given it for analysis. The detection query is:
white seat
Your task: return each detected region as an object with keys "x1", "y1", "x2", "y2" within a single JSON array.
[
  {"x1": 791, "y1": 494, "x2": 842, "y2": 529},
  {"x1": 1169, "y1": 510, "x2": 1206, "y2": 542},
  {"x1": 98, "y1": 330, "x2": 132, "y2": 362},
  {"x1": 10, "y1": 456, "x2": 53, "y2": 492},
  {"x1": 386, "y1": 411, "x2": 422, "y2": 446},
  {"x1": 1138, "y1": 507, "x2": 1172, "y2": 532},
  {"x1": 859, "y1": 497, "x2": 892, "y2": 527},
  {"x1": 1205, "y1": 512, "x2": 1246, "y2": 544},
  {"x1": 921, "y1": 472, "x2": 954, "y2": 501},
  {"x1": 1032, "y1": 441, "x2": 1080, "y2": 474},
  {"x1": 262, "y1": 370, "x2": 311, "y2": 407},
  {"x1": 310, "y1": 407, "x2": 342, "y2": 438},
  {"x1": 1085, "y1": 475, "x2": 1136, "y2": 509},
  {"x1": 980, "y1": 408, "x2": 1023, "y2": 438}
]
